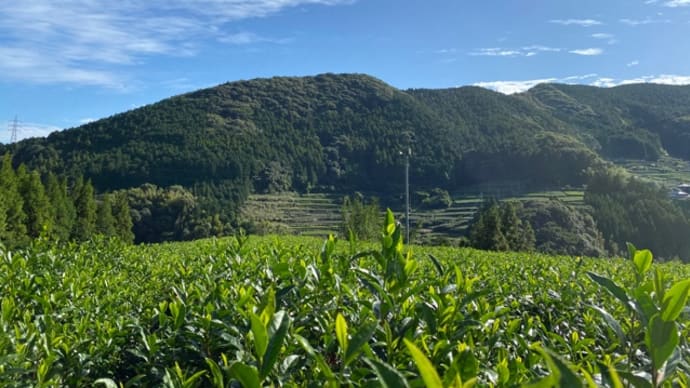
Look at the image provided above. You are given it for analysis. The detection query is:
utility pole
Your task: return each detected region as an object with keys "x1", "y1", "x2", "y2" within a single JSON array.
[
  {"x1": 9, "y1": 116, "x2": 19, "y2": 143},
  {"x1": 404, "y1": 146, "x2": 411, "y2": 244}
]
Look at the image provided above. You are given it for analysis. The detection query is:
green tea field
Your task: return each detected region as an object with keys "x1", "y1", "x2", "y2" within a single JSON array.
[{"x1": 1, "y1": 212, "x2": 689, "y2": 387}]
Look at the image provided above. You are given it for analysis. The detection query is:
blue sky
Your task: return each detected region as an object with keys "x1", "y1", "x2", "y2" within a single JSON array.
[{"x1": 2, "y1": 0, "x2": 690, "y2": 143}]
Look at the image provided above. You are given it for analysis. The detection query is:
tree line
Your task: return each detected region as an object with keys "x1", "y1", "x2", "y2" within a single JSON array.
[
  {"x1": 467, "y1": 167, "x2": 690, "y2": 262},
  {"x1": 0, "y1": 154, "x2": 133, "y2": 248}
]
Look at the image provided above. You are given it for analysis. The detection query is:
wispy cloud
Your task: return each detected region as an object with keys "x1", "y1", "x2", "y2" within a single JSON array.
[
  {"x1": 591, "y1": 33, "x2": 618, "y2": 44},
  {"x1": 665, "y1": 0, "x2": 690, "y2": 7},
  {"x1": 469, "y1": 48, "x2": 522, "y2": 57},
  {"x1": 549, "y1": 19, "x2": 602, "y2": 27},
  {"x1": 619, "y1": 17, "x2": 671, "y2": 25},
  {"x1": 473, "y1": 74, "x2": 599, "y2": 94},
  {"x1": 469, "y1": 45, "x2": 560, "y2": 57},
  {"x1": 627, "y1": 60, "x2": 640, "y2": 67},
  {"x1": 0, "y1": 1, "x2": 353, "y2": 88},
  {"x1": 217, "y1": 31, "x2": 292, "y2": 45},
  {"x1": 474, "y1": 73, "x2": 690, "y2": 94},
  {"x1": 569, "y1": 48, "x2": 604, "y2": 56}
]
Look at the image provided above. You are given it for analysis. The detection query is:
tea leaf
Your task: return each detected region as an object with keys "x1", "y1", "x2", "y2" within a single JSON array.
[
  {"x1": 404, "y1": 339, "x2": 443, "y2": 388},
  {"x1": 661, "y1": 279, "x2": 690, "y2": 322}
]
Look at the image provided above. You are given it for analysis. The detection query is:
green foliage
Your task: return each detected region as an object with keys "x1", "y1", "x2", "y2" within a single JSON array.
[
  {"x1": 0, "y1": 153, "x2": 27, "y2": 246},
  {"x1": 0, "y1": 158, "x2": 133, "y2": 247},
  {"x1": 0, "y1": 211, "x2": 689, "y2": 386},
  {"x1": 7, "y1": 76, "x2": 690, "y2": 248},
  {"x1": 341, "y1": 193, "x2": 381, "y2": 241},
  {"x1": 17, "y1": 167, "x2": 52, "y2": 238},
  {"x1": 521, "y1": 199, "x2": 607, "y2": 257},
  {"x1": 587, "y1": 244, "x2": 690, "y2": 387},
  {"x1": 585, "y1": 168, "x2": 690, "y2": 260},
  {"x1": 96, "y1": 194, "x2": 116, "y2": 237},
  {"x1": 71, "y1": 176, "x2": 97, "y2": 241},
  {"x1": 418, "y1": 187, "x2": 452, "y2": 209},
  {"x1": 124, "y1": 183, "x2": 225, "y2": 243},
  {"x1": 469, "y1": 200, "x2": 535, "y2": 252},
  {"x1": 111, "y1": 192, "x2": 134, "y2": 243},
  {"x1": 45, "y1": 173, "x2": 76, "y2": 241}
]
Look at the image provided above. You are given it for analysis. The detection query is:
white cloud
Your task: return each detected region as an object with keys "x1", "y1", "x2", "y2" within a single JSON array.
[
  {"x1": 619, "y1": 17, "x2": 671, "y2": 25},
  {"x1": 469, "y1": 45, "x2": 560, "y2": 57},
  {"x1": 549, "y1": 19, "x2": 602, "y2": 27},
  {"x1": 627, "y1": 60, "x2": 640, "y2": 67},
  {"x1": 0, "y1": 121, "x2": 62, "y2": 144},
  {"x1": 217, "y1": 31, "x2": 292, "y2": 45},
  {"x1": 593, "y1": 74, "x2": 690, "y2": 87},
  {"x1": 474, "y1": 73, "x2": 690, "y2": 95},
  {"x1": 569, "y1": 48, "x2": 604, "y2": 56},
  {"x1": 591, "y1": 33, "x2": 617, "y2": 44},
  {"x1": 0, "y1": 0, "x2": 353, "y2": 88},
  {"x1": 473, "y1": 74, "x2": 598, "y2": 94},
  {"x1": 473, "y1": 78, "x2": 557, "y2": 94},
  {"x1": 469, "y1": 48, "x2": 522, "y2": 57},
  {"x1": 79, "y1": 118, "x2": 96, "y2": 124},
  {"x1": 522, "y1": 45, "x2": 561, "y2": 52},
  {"x1": 665, "y1": 0, "x2": 690, "y2": 6}
]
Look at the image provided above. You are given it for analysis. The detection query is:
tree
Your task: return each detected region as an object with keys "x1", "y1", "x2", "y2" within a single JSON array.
[
  {"x1": 521, "y1": 199, "x2": 606, "y2": 257},
  {"x1": 17, "y1": 167, "x2": 52, "y2": 238},
  {"x1": 111, "y1": 192, "x2": 134, "y2": 243},
  {"x1": 469, "y1": 200, "x2": 509, "y2": 251},
  {"x1": 500, "y1": 202, "x2": 535, "y2": 252},
  {"x1": 0, "y1": 153, "x2": 27, "y2": 246},
  {"x1": 72, "y1": 177, "x2": 97, "y2": 241},
  {"x1": 45, "y1": 173, "x2": 76, "y2": 241},
  {"x1": 96, "y1": 194, "x2": 116, "y2": 237},
  {"x1": 341, "y1": 194, "x2": 381, "y2": 241}
]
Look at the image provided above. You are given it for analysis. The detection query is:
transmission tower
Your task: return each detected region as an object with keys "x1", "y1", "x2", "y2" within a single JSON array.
[{"x1": 9, "y1": 116, "x2": 19, "y2": 143}]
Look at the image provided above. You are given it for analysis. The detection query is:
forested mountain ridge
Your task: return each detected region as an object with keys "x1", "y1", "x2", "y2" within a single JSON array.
[{"x1": 3, "y1": 73, "x2": 690, "y2": 227}]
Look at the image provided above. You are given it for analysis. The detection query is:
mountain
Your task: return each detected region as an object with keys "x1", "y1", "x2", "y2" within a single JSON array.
[{"x1": 3, "y1": 73, "x2": 690, "y2": 221}]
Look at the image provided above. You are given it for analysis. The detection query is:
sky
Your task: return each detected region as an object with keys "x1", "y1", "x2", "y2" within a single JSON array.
[{"x1": 2, "y1": 0, "x2": 690, "y2": 143}]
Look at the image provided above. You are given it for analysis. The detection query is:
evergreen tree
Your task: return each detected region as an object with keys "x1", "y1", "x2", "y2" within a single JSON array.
[
  {"x1": 96, "y1": 194, "x2": 116, "y2": 237},
  {"x1": 18, "y1": 167, "x2": 52, "y2": 238},
  {"x1": 72, "y1": 177, "x2": 97, "y2": 241},
  {"x1": 0, "y1": 154, "x2": 27, "y2": 246},
  {"x1": 500, "y1": 202, "x2": 535, "y2": 252},
  {"x1": 469, "y1": 201, "x2": 509, "y2": 251},
  {"x1": 112, "y1": 192, "x2": 134, "y2": 243},
  {"x1": 45, "y1": 173, "x2": 76, "y2": 241}
]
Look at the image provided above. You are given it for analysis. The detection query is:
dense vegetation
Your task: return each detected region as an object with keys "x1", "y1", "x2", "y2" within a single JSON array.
[
  {"x1": 585, "y1": 168, "x2": 690, "y2": 259},
  {"x1": 0, "y1": 154, "x2": 133, "y2": 248},
  {"x1": 1, "y1": 212, "x2": 688, "y2": 386},
  {"x1": 2, "y1": 74, "x2": 690, "y2": 252},
  {"x1": 466, "y1": 167, "x2": 690, "y2": 261},
  {"x1": 5, "y1": 75, "x2": 690, "y2": 217}
]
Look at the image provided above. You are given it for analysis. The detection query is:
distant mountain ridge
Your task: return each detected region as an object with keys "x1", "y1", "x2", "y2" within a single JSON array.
[{"x1": 3, "y1": 73, "x2": 690, "y2": 217}]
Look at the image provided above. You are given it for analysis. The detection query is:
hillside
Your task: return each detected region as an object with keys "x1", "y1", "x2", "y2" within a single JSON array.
[{"x1": 3, "y1": 73, "x2": 690, "y2": 227}]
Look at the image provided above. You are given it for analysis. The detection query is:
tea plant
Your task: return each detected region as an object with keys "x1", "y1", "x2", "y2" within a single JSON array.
[{"x1": 0, "y1": 212, "x2": 689, "y2": 386}]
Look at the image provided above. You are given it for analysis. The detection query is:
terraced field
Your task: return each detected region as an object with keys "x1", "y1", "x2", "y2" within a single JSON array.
[
  {"x1": 240, "y1": 188, "x2": 585, "y2": 243},
  {"x1": 616, "y1": 156, "x2": 690, "y2": 190}
]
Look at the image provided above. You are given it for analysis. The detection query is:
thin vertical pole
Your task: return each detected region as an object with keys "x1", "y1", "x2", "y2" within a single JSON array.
[{"x1": 405, "y1": 147, "x2": 410, "y2": 244}]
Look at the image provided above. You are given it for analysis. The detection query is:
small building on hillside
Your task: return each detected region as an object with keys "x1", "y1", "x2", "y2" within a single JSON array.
[{"x1": 671, "y1": 183, "x2": 690, "y2": 200}]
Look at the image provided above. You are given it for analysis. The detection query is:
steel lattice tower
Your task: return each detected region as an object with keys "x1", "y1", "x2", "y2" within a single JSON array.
[{"x1": 9, "y1": 116, "x2": 19, "y2": 143}]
